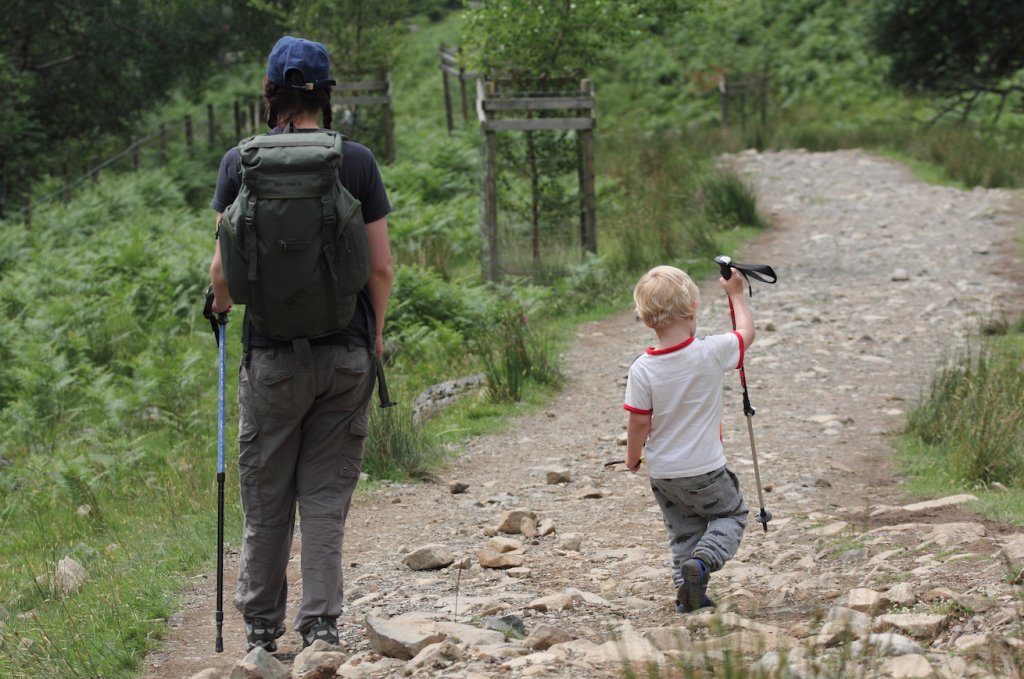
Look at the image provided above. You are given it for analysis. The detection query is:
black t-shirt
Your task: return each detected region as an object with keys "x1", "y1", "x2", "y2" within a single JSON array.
[{"x1": 211, "y1": 127, "x2": 391, "y2": 348}]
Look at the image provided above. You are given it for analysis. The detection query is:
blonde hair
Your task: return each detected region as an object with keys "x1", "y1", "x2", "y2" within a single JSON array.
[{"x1": 633, "y1": 266, "x2": 700, "y2": 329}]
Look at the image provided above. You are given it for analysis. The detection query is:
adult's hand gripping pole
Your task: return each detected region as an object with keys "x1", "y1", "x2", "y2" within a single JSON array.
[{"x1": 716, "y1": 256, "x2": 774, "y2": 533}]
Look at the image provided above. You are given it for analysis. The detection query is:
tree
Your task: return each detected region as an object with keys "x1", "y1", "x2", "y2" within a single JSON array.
[
  {"x1": 0, "y1": 0, "x2": 283, "y2": 216},
  {"x1": 872, "y1": 0, "x2": 1024, "y2": 121},
  {"x1": 289, "y1": 0, "x2": 448, "y2": 76},
  {"x1": 461, "y1": 0, "x2": 645, "y2": 88}
]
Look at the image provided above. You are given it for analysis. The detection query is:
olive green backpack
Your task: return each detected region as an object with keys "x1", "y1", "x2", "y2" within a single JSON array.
[{"x1": 220, "y1": 125, "x2": 393, "y2": 404}]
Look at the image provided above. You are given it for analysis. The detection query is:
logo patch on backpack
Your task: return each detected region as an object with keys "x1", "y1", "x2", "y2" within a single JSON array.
[{"x1": 284, "y1": 288, "x2": 310, "y2": 310}]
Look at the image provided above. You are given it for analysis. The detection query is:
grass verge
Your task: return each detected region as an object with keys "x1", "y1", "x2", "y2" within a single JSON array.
[{"x1": 897, "y1": 326, "x2": 1024, "y2": 525}]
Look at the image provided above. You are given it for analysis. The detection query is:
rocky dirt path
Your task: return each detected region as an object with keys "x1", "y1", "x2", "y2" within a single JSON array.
[{"x1": 144, "y1": 150, "x2": 1024, "y2": 679}]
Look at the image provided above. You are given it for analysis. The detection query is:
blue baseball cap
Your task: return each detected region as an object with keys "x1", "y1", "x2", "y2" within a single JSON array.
[{"x1": 267, "y1": 36, "x2": 336, "y2": 90}]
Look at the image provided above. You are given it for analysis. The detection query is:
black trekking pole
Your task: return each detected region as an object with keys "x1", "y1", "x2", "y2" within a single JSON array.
[
  {"x1": 715, "y1": 255, "x2": 777, "y2": 533},
  {"x1": 204, "y1": 288, "x2": 229, "y2": 652}
]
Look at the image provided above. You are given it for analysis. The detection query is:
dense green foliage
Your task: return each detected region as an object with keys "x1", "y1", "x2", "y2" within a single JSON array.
[
  {"x1": 0, "y1": 173, "x2": 239, "y2": 677},
  {"x1": 462, "y1": 0, "x2": 642, "y2": 85},
  {"x1": 596, "y1": 0, "x2": 895, "y2": 130},
  {"x1": 11, "y1": 0, "x2": 1024, "y2": 673},
  {"x1": 872, "y1": 0, "x2": 1024, "y2": 121},
  {"x1": 0, "y1": 11, "x2": 773, "y2": 675},
  {"x1": 0, "y1": 0, "x2": 283, "y2": 215}
]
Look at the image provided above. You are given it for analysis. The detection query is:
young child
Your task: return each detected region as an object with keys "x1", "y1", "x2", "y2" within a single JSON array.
[{"x1": 623, "y1": 265, "x2": 754, "y2": 613}]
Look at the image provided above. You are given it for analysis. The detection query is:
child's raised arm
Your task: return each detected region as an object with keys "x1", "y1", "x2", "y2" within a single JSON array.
[{"x1": 721, "y1": 268, "x2": 754, "y2": 349}]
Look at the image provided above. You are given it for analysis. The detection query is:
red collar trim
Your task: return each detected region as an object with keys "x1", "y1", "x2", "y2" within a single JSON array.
[{"x1": 646, "y1": 336, "x2": 696, "y2": 355}]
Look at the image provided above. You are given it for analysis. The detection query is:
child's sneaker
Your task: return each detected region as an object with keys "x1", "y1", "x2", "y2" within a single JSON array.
[{"x1": 676, "y1": 558, "x2": 710, "y2": 612}]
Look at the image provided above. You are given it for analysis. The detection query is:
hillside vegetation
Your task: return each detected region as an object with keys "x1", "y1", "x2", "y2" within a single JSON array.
[
  {"x1": 1, "y1": 1, "x2": 1023, "y2": 676},
  {"x1": 0, "y1": 10, "x2": 770, "y2": 678}
]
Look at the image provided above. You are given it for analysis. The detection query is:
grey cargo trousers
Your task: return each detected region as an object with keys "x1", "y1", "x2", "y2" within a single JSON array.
[
  {"x1": 233, "y1": 344, "x2": 375, "y2": 633},
  {"x1": 650, "y1": 464, "x2": 748, "y2": 588}
]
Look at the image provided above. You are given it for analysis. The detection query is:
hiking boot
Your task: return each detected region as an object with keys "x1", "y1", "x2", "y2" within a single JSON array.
[
  {"x1": 676, "y1": 558, "x2": 710, "y2": 613},
  {"x1": 675, "y1": 594, "x2": 716, "y2": 613},
  {"x1": 301, "y1": 617, "x2": 339, "y2": 648},
  {"x1": 245, "y1": 618, "x2": 286, "y2": 653}
]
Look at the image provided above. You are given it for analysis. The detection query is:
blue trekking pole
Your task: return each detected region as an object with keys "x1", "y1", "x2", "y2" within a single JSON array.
[
  {"x1": 715, "y1": 256, "x2": 777, "y2": 533},
  {"x1": 204, "y1": 288, "x2": 229, "y2": 652}
]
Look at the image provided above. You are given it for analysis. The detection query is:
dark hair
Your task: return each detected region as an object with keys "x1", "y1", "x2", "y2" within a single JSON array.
[{"x1": 263, "y1": 69, "x2": 333, "y2": 129}]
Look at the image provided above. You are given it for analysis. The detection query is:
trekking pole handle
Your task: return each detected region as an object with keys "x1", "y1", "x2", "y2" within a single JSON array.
[{"x1": 715, "y1": 255, "x2": 733, "y2": 280}]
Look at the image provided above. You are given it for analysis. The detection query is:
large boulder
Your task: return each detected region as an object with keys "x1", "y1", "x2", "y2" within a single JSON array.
[
  {"x1": 403, "y1": 640, "x2": 462, "y2": 674},
  {"x1": 584, "y1": 621, "x2": 665, "y2": 665},
  {"x1": 478, "y1": 550, "x2": 524, "y2": 569},
  {"x1": 230, "y1": 648, "x2": 289, "y2": 679},
  {"x1": 403, "y1": 544, "x2": 455, "y2": 571},
  {"x1": 497, "y1": 509, "x2": 536, "y2": 534},
  {"x1": 523, "y1": 625, "x2": 572, "y2": 650},
  {"x1": 366, "y1": 616, "x2": 446, "y2": 660},
  {"x1": 487, "y1": 537, "x2": 523, "y2": 553},
  {"x1": 293, "y1": 639, "x2": 349, "y2": 679},
  {"x1": 188, "y1": 670, "x2": 225, "y2": 679},
  {"x1": 55, "y1": 556, "x2": 88, "y2": 597},
  {"x1": 873, "y1": 614, "x2": 949, "y2": 639}
]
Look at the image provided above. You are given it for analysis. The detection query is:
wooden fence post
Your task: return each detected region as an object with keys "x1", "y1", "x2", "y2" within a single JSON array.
[
  {"x1": 459, "y1": 47, "x2": 469, "y2": 124},
  {"x1": 185, "y1": 115, "x2": 194, "y2": 150},
  {"x1": 480, "y1": 79, "x2": 500, "y2": 282},
  {"x1": 579, "y1": 79, "x2": 598, "y2": 255},
  {"x1": 131, "y1": 135, "x2": 139, "y2": 171},
  {"x1": 89, "y1": 156, "x2": 99, "y2": 182},
  {"x1": 441, "y1": 45, "x2": 454, "y2": 134},
  {"x1": 208, "y1": 104, "x2": 216, "y2": 147},
  {"x1": 234, "y1": 100, "x2": 241, "y2": 140},
  {"x1": 720, "y1": 75, "x2": 729, "y2": 128},
  {"x1": 249, "y1": 102, "x2": 257, "y2": 134},
  {"x1": 382, "y1": 72, "x2": 395, "y2": 164}
]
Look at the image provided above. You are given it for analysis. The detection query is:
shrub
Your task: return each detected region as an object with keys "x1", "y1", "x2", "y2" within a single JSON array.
[
  {"x1": 600, "y1": 132, "x2": 726, "y2": 276},
  {"x1": 477, "y1": 304, "x2": 561, "y2": 403},
  {"x1": 700, "y1": 169, "x2": 767, "y2": 229},
  {"x1": 907, "y1": 333, "x2": 1024, "y2": 485},
  {"x1": 364, "y1": 400, "x2": 446, "y2": 481}
]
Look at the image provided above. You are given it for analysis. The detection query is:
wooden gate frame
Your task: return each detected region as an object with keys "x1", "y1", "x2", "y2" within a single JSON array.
[
  {"x1": 331, "y1": 74, "x2": 395, "y2": 164},
  {"x1": 438, "y1": 45, "x2": 482, "y2": 134},
  {"x1": 719, "y1": 74, "x2": 768, "y2": 130},
  {"x1": 477, "y1": 78, "x2": 597, "y2": 282}
]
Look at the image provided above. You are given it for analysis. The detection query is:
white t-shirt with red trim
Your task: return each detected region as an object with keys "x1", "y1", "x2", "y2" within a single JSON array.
[{"x1": 624, "y1": 331, "x2": 744, "y2": 479}]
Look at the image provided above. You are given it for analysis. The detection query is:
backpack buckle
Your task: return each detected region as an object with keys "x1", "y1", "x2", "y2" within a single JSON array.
[{"x1": 322, "y1": 195, "x2": 335, "y2": 225}]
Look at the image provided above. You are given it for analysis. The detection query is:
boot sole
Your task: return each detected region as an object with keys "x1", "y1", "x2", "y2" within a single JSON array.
[{"x1": 676, "y1": 560, "x2": 706, "y2": 612}]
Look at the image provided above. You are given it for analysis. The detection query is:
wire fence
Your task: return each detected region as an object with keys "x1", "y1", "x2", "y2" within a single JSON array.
[
  {"x1": 3, "y1": 91, "x2": 395, "y2": 227},
  {"x1": 2, "y1": 100, "x2": 268, "y2": 226}
]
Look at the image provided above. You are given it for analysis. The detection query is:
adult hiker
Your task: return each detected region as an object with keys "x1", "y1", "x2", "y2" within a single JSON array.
[{"x1": 208, "y1": 36, "x2": 394, "y2": 652}]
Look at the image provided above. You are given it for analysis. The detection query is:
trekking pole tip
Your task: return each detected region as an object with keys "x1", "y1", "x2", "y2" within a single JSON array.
[
  {"x1": 756, "y1": 507, "x2": 772, "y2": 532},
  {"x1": 215, "y1": 637, "x2": 223, "y2": 653}
]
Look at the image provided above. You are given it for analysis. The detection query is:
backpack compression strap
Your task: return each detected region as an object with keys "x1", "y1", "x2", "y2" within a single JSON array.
[{"x1": 365, "y1": 302, "x2": 396, "y2": 408}]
